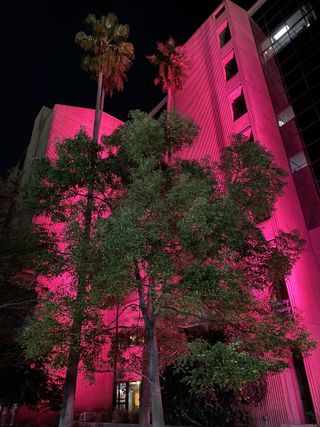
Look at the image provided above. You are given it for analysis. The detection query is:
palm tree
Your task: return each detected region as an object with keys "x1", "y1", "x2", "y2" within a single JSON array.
[
  {"x1": 56, "y1": 14, "x2": 133, "y2": 427},
  {"x1": 147, "y1": 37, "x2": 190, "y2": 161},
  {"x1": 75, "y1": 12, "x2": 134, "y2": 143},
  {"x1": 147, "y1": 36, "x2": 190, "y2": 113}
]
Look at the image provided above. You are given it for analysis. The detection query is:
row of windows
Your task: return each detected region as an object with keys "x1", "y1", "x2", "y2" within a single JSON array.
[{"x1": 214, "y1": 7, "x2": 249, "y2": 126}]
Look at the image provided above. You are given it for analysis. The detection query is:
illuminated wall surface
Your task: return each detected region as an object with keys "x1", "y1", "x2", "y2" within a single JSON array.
[
  {"x1": 173, "y1": 1, "x2": 320, "y2": 424},
  {"x1": 19, "y1": 1, "x2": 320, "y2": 425}
]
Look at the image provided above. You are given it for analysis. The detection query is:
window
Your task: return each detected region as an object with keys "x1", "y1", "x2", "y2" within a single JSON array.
[
  {"x1": 215, "y1": 6, "x2": 225, "y2": 19},
  {"x1": 271, "y1": 279, "x2": 291, "y2": 313},
  {"x1": 260, "y1": 2, "x2": 318, "y2": 63},
  {"x1": 292, "y1": 352, "x2": 316, "y2": 422},
  {"x1": 115, "y1": 382, "x2": 128, "y2": 410},
  {"x1": 232, "y1": 91, "x2": 248, "y2": 120},
  {"x1": 219, "y1": 25, "x2": 231, "y2": 48},
  {"x1": 277, "y1": 105, "x2": 295, "y2": 127},
  {"x1": 225, "y1": 55, "x2": 238, "y2": 81},
  {"x1": 115, "y1": 381, "x2": 141, "y2": 412},
  {"x1": 289, "y1": 150, "x2": 308, "y2": 172}
]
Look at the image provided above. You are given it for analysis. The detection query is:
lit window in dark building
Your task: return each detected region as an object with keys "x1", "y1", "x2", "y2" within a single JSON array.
[
  {"x1": 219, "y1": 25, "x2": 231, "y2": 47},
  {"x1": 115, "y1": 382, "x2": 127, "y2": 409},
  {"x1": 225, "y1": 55, "x2": 238, "y2": 80},
  {"x1": 215, "y1": 6, "x2": 225, "y2": 19},
  {"x1": 115, "y1": 381, "x2": 140, "y2": 412},
  {"x1": 232, "y1": 91, "x2": 247, "y2": 120}
]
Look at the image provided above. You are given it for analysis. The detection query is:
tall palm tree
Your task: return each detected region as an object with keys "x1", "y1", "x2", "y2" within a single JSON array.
[
  {"x1": 147, "y1": 36, "x2": 190, "y2": 113},
  {"x1": 56, "y1": 14, "x2": 133, "y2": 427},
  {"x1": 75, "y1": 12, "x2": 134, "y2": 143}
]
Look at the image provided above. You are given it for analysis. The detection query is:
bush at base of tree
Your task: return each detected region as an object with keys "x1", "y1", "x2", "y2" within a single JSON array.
[{"x1": 162, "y1": 364, "x2": 266, "y2": 427}]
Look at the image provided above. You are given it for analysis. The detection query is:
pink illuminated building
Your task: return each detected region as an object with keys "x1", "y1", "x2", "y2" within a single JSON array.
[{"x1": 19, "y1": 0, "x2": 319, "y2": 426}]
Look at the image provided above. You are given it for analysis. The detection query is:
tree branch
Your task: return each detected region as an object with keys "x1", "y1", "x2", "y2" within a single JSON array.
[{"x1": 0, "y1": 299, "x2": 37, "y2": 310}]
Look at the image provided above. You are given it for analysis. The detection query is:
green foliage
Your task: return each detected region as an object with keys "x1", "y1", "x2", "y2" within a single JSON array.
[
  {"x1": 177, "y1": 340, "x2": 282, "y2": 392},
  {"x1": 19, "y1": 130, "x2": 128, "y2": 380},
  {"x1": 162, "y1": 364, "x2": 265, "y2": 427},
  {"x1": 95, "y1": 111, "x2": 314, "y2": 399},
  {"x1": 18, "y1": 109, "x2": 314, "y2": 415},
  {"x1": 221, "y1": 135, "x2": 287, "y2": 222},
  {"x1": 0, "y1": 176, "x2": 62, "y2": 409}
]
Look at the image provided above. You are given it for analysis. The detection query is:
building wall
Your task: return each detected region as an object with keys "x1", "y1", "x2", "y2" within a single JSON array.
[{"x1": 174, "y1": 1, "x2": 320, "y2": 425}]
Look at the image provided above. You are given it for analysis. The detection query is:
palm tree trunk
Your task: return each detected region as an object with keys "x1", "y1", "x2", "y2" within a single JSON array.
[
  {"x1": 97, "y1": 87, "x2": 106, "y2": 139},
  {"x1": 167, "y1": 87, "x2": 172, "y2": 114},
  {"x1": 166, "y1": 87, "x2": 172, "y2": 161},
  {"x1": 93, "y1": 72, "x2": 104, "y2": 143}
]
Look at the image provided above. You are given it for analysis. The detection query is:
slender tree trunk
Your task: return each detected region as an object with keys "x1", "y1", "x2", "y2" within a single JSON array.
[
  {"x1": 112, "y1": 303, "x2": 120, "y2": 408},
  {"x1": 139, "y1": 331, "x2": 151, "y2": 427},
  {"x1": 167, "y1": 87, "x2": 172, "y2": 114},
  {"x1": 58, "y1": 71, "x2": 105, "y2": 427},
  {"x1": 97, "y1": 87, "x2": 106, "y2": 138},
  {"x1": 149, "y1": 319, "x2": 164, "y2": 427},
  {"x1": 166, "y1": 87, "x2": 172, "y2": 161},
  {"x1": 136, "y1": 270, "x2": 164, "y2": 427},
  {"x1": 93, "y1": 72, "x2": 104, "y2": 144},
  {"x1": 58, "y1": 330, "x2": 81, "y2": 427}
]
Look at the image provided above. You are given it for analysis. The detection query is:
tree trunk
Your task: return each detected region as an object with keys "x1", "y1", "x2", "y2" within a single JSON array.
[
  {"x1": 139, "y1": 334, "x2": 151, "y2": 427},
  {"x1": 167, "y1": 87, "x2": 172, "y2": 114},
  {"x1": 93, "y1": 72, "x2": 104, "y2": 144},
  {"x1": 58, "y1": 343, "x2": 81, "y2": 427},
  {"x1": 97, "y1": 87, "x2": 106, "y2": 139},
  {"x1": 112, "y1": 303, "x2": 120, "y2": 408},
  {"x1": 58, "y1": 71, "x2": 104, "y2": 427},
  {"x1": 149, "y1": 321, "x2": 164, "y2": 427},
  {"x1": 166, "y1": 87, "x2": 172, "y2": 161},
  {"x1": 136, "y1": 264, "x2": 164, "y2": 427}
]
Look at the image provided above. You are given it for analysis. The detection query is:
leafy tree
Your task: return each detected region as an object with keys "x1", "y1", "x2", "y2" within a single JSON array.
[
  {"x1": 21, "y1": 13, "x2": 135, "y2": 427},
  {"x1": 19, "y1": 131, "x2": 128, "y2": 427},
  {"x1": 0, "y1": 174, "x2": 62, "y2": 411},
  {"x1": 94, "y1": 111, "x2": 314, "y2": 427}
]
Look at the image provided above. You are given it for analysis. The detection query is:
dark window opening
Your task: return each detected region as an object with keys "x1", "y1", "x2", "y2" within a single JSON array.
[
  {"x1": 215, "y1": 6, "x2": 225, "y2": 19},
  {"x1": 225, "y1": 55, "x2": 238, "y2": 81},
  {"x1": 271, "y1": 279, "x2": 292, "y2": 313},
  {"x1": 292, "y1": 352, "x2": 316, "y2": 423},
  {"x1": 247, "y1": 131, "x2": 254, "y2": 141},
  {"x1": 232, "y1": 91, "x2": 247, "y2": 120},
  {"x1": 219, "y1": 25, "x2": 231, "y2": 48}
]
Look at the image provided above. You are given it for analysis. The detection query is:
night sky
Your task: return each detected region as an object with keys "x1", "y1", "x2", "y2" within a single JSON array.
[{"x1": 2, "y1": 0, "x2": 256, "y2": 177}]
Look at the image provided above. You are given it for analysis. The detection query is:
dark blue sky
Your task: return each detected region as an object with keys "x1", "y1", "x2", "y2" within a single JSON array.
[{"x1": 2, "y1": 0, "x2": 255, "y2": 176}]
